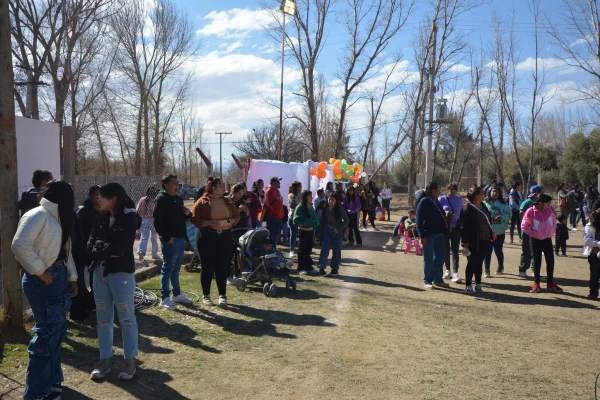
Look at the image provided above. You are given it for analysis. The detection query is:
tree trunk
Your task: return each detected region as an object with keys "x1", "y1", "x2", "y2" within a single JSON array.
[{"x1": 134, "y1": 97, "x2": 143, "y2": 176}]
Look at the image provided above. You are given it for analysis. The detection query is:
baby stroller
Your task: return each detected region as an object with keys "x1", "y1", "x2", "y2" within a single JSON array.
[
  {"x1": 183, "y1": 222, "x2": 201, "y2": 272},
  {"x1": 234, "y1": 228, "x2": 296, "y2": 297}
]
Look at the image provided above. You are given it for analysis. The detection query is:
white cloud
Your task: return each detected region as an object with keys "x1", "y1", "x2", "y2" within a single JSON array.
[
  {"x1": 570, "y1": 35, "x2": 593, "y2": 47},
  {"x1": 448, "y1": 63, "x2": 471, "y2": 73},
  {"x1": 196, "y1": 9, "x2": 276, "y2": 39},
  {"x1": 516, "y1": 57, "x2": 567, "y2": 71}
]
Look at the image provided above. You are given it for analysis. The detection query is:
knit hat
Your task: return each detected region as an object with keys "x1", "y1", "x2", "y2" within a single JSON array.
[{"x1": 528, "y1": 185, "x2": 542, "y2": 198}]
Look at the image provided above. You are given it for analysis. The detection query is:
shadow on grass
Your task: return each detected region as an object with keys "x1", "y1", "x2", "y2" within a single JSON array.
[
  {"x1": 335, "y1": 275, "x2": 425, "y2": 291},
  {"x1": 340, "y1": 258, "x2": 373, "y2": 266},
  {"x1": 175, "y1": 307, "x2": 296, "y2": 339},
  {"x1": 226, "y1": 304, "x2": 336, "y2": 328}
]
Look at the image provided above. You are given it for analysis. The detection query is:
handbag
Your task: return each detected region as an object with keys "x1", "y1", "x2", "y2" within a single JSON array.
[
  {"x1": 427, "y1": 197, "x2": 450, "y2": 234},
  {"x1": 469, "y1": 204, "x2": 497, "y2": 241}
]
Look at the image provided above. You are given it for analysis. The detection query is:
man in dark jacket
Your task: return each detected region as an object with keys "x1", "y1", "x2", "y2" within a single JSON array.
[
  {"x1": 18, "y1": 169, "x2": 53, "y2": 217},
  {"x1": 416, "y1": 182, "x2": 449, "y2": 289},
  {"x1": 154, "y1": 174, "x2": 193, "y2": 310}
]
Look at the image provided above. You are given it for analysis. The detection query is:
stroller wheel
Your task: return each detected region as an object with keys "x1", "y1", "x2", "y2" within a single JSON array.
[
  {"x1": 268, "y1": 284, "x2": 278, "y2": 298},
  {"x1": 291, "y1": 279, "x2": 297, "y2": 292},
  {"x1": 263, "y1": 282, "x2": 271, "y2": 297},
  {"x1": 183, "y1": 264, "x2": 191, "y2": 272},
  {"x1": 235, "y1": 279, "x2": 247, "y2": 292}
]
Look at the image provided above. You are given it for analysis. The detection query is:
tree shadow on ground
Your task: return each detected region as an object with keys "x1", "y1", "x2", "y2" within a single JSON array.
[
  {"x1": 340, "y1": 258, "x2": 373, "y2": 266},
  {"x1": 226, "y1": 304, "x2": 336, "y2": 327},
  {"x1": 335, "y1": 275, "x2": 425, "y2": 291},
  {"x1": 175, "y1": 306, "x2": 296, "y2": 339}
]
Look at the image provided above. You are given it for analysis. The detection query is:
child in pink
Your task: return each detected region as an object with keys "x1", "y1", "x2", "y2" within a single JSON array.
[{"x1": 521, "y1": 193, "x2": 563, "y2": 293}]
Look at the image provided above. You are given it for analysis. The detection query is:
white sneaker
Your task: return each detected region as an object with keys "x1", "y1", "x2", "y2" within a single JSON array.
[
  {"x1": 203, "y1": 296, "x2": 214, "y2": 306},
  {"x1": 475, "y1": 284, "x2": 483, "y2": 293},
  {"x1": 452, "y1": 273, "x2": 463, "y2": 283},
  {"x1": 465, "y1": 285, "x2": 475, "y2": 294},
  {"x1": 289, "y1": 251, "x2": 295, "y2": 257},
  {"x1": 571, "y1": 228, "x2": 578, "y2": 231},
  {"x1": 443, "y1": 270, "x2": 451, "y2": 280},
  {"x1": 171, "y1": 293, "x2": 193, "y2": 304},
  {"x1": 90, "y1": 359, "x2": 112, "y2": 380},
  {"x1": 519, "y1": 271, "x2": 528, "y2": 278},
  {"x1": 160, "y1": 298, "x2": 176, "y2": 310},
  {"x1": 424, "y1": 283, "x2": 433, "y2": 289},
  {"x1": 226, "y1": 277, "x2": 236, "y2": 286},
  {"x1": 483, "y1": 272, "x2": 491, "y2": 278},
  {"x1": 218, "y1": 296, "x2": 228, "y2": 307},
  {"x1": 298, "y1": 270, "x2": 308, "y2": 275}
]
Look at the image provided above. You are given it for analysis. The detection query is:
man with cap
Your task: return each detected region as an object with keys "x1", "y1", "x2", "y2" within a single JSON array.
[
  {"x1": 264, "y1": 177, "x2": 284, "y2": 248},
  {"x1": 518, "y1": 185, "x2": 542, "y2": 277}
]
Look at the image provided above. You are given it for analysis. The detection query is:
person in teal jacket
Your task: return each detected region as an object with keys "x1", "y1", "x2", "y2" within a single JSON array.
[
  {"x1": 293, "y1": 190, "x2": 320, "y2": 275},
  {"x1": 484, "y1": 186, "x2": 512, "y2": 276}
]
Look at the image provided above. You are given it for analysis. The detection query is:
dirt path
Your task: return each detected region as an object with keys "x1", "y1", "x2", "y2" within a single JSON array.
[{"x1": 2, "y1": 221, "x2": 600, "y2": 399}]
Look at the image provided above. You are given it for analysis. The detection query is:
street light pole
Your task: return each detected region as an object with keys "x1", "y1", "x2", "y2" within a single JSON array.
[
  {"x1": 215, "y1": 131, "x2": 232, "y2": 177},
  {"x1": 279, "y1": 0, "x2": 296, "y2": 161},
  {"x1": 425, "y1": 22, "x2": 438, "y2": 184}
]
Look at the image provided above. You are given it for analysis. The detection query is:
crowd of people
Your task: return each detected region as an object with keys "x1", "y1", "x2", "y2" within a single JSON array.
[
  {"x1": 410, "y1": 180, "x2": 600, "y2": 296},
  {"x1": 11, "y1": 167, "x2": 600, "y2": 400}
]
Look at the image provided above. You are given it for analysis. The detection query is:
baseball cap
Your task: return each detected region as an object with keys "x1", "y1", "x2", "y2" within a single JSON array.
[
  {"x1": 528, "y1": 185, "x2": 542, "y2": 198},
  {"x1": 270, "y1": 177, "x2": 282, "y2": 184}
]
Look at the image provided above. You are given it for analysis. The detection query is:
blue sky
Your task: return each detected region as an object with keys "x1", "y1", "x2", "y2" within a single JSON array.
[{"x1": 175, "y1": 0, "x2": 587, "y2": 164}]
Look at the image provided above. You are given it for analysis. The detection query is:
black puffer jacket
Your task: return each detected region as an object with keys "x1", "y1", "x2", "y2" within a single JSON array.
[
  {"x1": 77, "y1": 199, "x2": 102, "y2": 245},
  {"x1": 458, "y1": 204, "x2": 493, "y2": 253},
  {"x1": 87, "y1": 210, "x2": 138, "y2": 276}
]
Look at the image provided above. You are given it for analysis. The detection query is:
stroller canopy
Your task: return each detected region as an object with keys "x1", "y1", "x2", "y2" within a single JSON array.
[{"x1": 239, "y1": 227, "x2": 270, "y2": 256}]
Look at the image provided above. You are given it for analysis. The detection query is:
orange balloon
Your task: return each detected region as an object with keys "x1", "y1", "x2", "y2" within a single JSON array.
[
  {"x1": 316, "y1": 169, "x2": 327, "y2": 179},
  {"x1": 318, "y1": 161, "x2": 327, "y2": 171},
  {"x1": 310, "y1": 169, "x2": 317, "y2": 176},
  {"x1": 334, "y1": 160, "x2": 341, "y2": 167}
]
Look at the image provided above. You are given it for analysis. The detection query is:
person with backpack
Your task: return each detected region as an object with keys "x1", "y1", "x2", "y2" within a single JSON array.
[
  {"x1": 509, "y1": 182, "x2": 523, "y2": 243},
  {"x1": 18, "y1": 169, "x2": 54, "y2": 217},
  {"x1": 88, "y1": 183, "x2": 140, "y2": 382},
  {"x1": 153, "y1": 174, "x2": 194, "y2": 310},
  {"x1": 416, "y1": 182, "x2": 449, "y2": 289},
  {"x1": 360, "y1": 183, "x2": 379, "y2": 231},
  {"x1": 438, "y1": 183, "x2": 464, "y2": 283},
  {"x1": 521, "y1": 193, "x2": 563, "y2": 293}
]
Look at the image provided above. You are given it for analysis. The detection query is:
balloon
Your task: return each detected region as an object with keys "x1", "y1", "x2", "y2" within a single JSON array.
[
  {"x1": 360, "y1": 172, "x2": 367, "y2": 178},
  {"x1": 334, "y1": 160, "x2": 341, "y2": 168},
  {"x1": 357, "y1": 163, "x2": 363, "y2": 171},
  {"x1": 316, "y1": 169, "x2": 327, "y2": 179},
  {"x1": 329, "y1": 158, "x2": 336, "y2": 164},
  {"x1": 341, "y1": 160, "x2": 348, "y2": 169},
  {"x1": 341, "y1": 171, "x2": 346, "y2": 176},
  {"x1": 310, "y1": 169, "x2": 317, "y2": 176},
  {"x1": 318, "y1": 161, "x2": 327, "y2": 170}
]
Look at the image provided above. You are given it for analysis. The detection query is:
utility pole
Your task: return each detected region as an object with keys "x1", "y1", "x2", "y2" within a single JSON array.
[
  {"x1": 425, "y1": 23, "x2": 438, "y2": 184},
  {"x1": 0, "y1": 0, "x2": 24, "y2": 330},
  {"x1": 215, "y1": 132, "x2": 232, "y2": 177}
]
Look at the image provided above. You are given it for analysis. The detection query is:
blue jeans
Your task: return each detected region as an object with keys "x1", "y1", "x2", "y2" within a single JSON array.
[
  {"x1": 569, "y1": 211, "x2": 578, "y2": 229},
  {"x1": 265, "y1": 216, "x2": 283, "y2": 249},
  {"x1": 137, "y1": 218, "x2": 158, "y2": 257},
  {"x1": 22, "y1": 265, "x2": 71, "y2": 400},
  {"x1": 319, "y1": 227, "x2": 343, "y2": 271},
  {"x1": 160, "y1": 237, "x2": 185, "y2": 299},
  {"x1": 484, "y1": 233, "x2": 505, "y2": 273},
  {"x1": 289, "y1": 221, "x2": 299, "y2": 252},
  {"x1": 422, "y1": 233, "x2": 445, "y2": 284},
  {"x1": 92, "y1": 266, "x2": 138, "y2": 360}
]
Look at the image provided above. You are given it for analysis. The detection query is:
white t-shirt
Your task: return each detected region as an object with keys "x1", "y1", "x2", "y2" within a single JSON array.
[{"x1": 381, "y1": 188, "x2": 392, "y2": 200}]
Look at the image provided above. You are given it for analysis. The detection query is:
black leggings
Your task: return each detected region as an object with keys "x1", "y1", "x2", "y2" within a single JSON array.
[
  {"x1": 297, "y1": 230, "x2": 315, "y2": 271},
  {"x1": 348, "y1": 212, "x2": 362, "y2": 245},
  {"x1": 465, "y1": 241, "x2": 487, "y2": 286},
  {"x1": 362, "y1": 210, "x2": 375, "y2": 229},
  {"x1": 198, "y1": 229, "x2": 232, "y2": 296},
  {"x1": 530, "y1": 237, "x2": 555, "y2": 284},
  {"x1": 510, "y1": 209, "x2": 521, "y2": 241},
  {"x1": 382, "y1": 199, "x2": 391, "y2": 221},
  {"x1": 589, "y1": 254, "x2": 600, "y2": 297}
]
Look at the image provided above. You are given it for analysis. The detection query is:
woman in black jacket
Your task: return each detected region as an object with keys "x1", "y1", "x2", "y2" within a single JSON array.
[
  {"x1": 88, "y1": 183, "x2": 140, "y2": 382},
  {"x1": 459, "y1": 186, "x2": 494, "y2": 294}
]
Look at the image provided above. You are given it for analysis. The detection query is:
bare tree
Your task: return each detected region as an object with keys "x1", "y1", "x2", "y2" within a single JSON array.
[
  {"x1": 333, "y1": 0, "x2": 414, "y2": 158},
  {"x1": 234, "y1": 125, "x2": 306, "y2": 162}
]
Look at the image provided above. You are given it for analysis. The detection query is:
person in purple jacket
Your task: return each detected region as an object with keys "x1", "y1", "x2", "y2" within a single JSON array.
[
  {"x1": 345, "y1": 185, "x2": 363, "y2": 247},
  {"x1": 438, "y1": 183, "x2": 464, "y2": 283}
]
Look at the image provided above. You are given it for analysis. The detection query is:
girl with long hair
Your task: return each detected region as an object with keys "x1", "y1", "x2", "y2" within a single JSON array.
[
  {"x1": 459, "y1": 186, "x2": 494, "y2": 293},
  {"x1": 318, "y1": 195, "x2": 349, "y2": 276},
  {"x1": 293, "y1": 190, "x2": 320, "y2": 275},
  {"x1": 251, "y1": 179, "x2": 265, "y2": 205},
  {"x1": 12, "y1": 180, "x2": 79, "y2": 400},
  {"x1": 345, "y1": 185, "x2": 363, "y2": 246},
  {"x1": 288, "y1": 181, "x2": 302, "y2": 257},
  {"x1": 136, "y1": 186, "x2": 160, "y2": 262},
  {"x1": 192, "y1": 177, "x2": 240, "y2": 307},
  {"x1": 89, "y1": 183, "x2": 140, "y2": 381},
  {"x1": 521, "y1": 193, "x2": 563, "y2": 293}
]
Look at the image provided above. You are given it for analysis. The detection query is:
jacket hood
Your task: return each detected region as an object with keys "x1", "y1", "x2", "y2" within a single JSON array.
[{"x1": 40, "y1": 197, "x2": 59, "y2": 219}]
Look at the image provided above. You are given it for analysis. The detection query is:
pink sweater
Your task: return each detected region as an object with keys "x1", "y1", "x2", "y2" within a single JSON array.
[{"x1": 521, "y1": 206, "x2": 556, "y2": 240}]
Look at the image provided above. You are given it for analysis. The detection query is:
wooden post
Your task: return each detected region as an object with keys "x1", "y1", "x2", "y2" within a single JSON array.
[
  {"x1": 0, "y1": 0, "x2": 24, "y2": 330},
  {"x1": 62, "y1": 126, "x2": 76, "y2": 183},
  {"x1": 195, "y1": 147, "x2": 213, "y2": 178},
  {"x1": 231, "y1": 154, "x2": 246, "y2": 182}
]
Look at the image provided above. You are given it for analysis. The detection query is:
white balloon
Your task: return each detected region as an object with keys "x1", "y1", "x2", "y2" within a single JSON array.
[{"x1": 360, "y1": 172, "x2": 367, "y2": 178}]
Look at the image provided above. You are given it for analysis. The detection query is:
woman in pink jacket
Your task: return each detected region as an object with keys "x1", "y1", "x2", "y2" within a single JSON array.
[{"x1": 521, "y1": 193, "x2": 563, "y2": 293}]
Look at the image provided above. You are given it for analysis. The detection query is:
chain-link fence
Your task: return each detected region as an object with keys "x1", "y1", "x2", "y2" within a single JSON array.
[{"x1": 73, "y1": 176, "x2": 161, "y2": 207}]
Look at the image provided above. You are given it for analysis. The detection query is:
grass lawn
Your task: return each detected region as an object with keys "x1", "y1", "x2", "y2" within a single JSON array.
[{"x1": 1, "y1": 217, "x2": 600, "y2": 399}]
